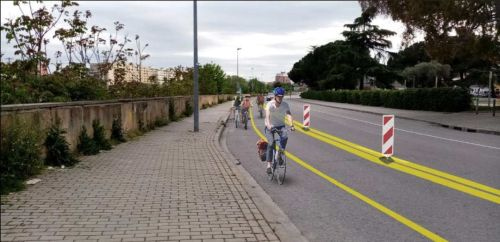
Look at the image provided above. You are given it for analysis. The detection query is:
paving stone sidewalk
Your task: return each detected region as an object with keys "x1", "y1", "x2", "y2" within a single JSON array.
[{"x1": 1, "y1": 102, "x2": 279, "y2": 242}]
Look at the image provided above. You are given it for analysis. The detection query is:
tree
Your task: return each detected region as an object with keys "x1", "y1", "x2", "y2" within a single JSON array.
[
  {"x1": 387, "y1": 42, "x2": 431, "y2": 71},
  {"x1": 402, "y1": 61, "x2": 451, "y2": 88},
  {"x1": 289, "y1": 40, "x2": 384, "y2": 90},
  {"x1": 162, "y1": 66, "x2": 193, "y2": 96},
  {"x1": 360, "y1": 0, "x2": 499, "y2": 67},
  {"x1": 199, "y1": 63, "x2": 225, "y2": 94},
  {"x1": 288, "y1": 42, "x2": 343, "y2": 89},
  {"x1": 134, "y1": 34, "x2": 149, "y2": 82},
  {"x1": 222, "y1": 75, "x2": 247, "y2": 94},
  {"x1": 1, "y1": 0, "x2": 78, "y2": 75},
  {"x1": 53, "y1": 9, "x2": 92, "y2": 65},
  {"x1": 342, "y1": 6, "x2": 396, "y2": 89},
  {"x1": 248, "y1": 78, "x2": 267, "y2": 94}
]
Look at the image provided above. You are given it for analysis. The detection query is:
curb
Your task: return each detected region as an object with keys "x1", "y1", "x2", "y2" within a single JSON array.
[
  {"x1": 295, "y1": 98, "x2": 500, "y2": 136},
  {"x1": 214, "y1": 108, "x2": 309, "y2": 242}
]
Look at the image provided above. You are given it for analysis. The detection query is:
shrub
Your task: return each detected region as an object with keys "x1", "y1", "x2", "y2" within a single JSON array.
[
  {"x1": 92, "y1": 120, "x2": 112, "y2": 151},
  {"x1": 44, "y1": 120, "x2": 78, "y2": 167},
  {"x1": 184, "y1": 100, "x2": 193, "y2": 117},
  {"x1": 111, "y1": 117, "x2": 126, "y2": 142},
  {"x1": 147, "y1": 121, "x2": 156, "y2": 130},
  {"x1": 300, "y1": 87, "x2": 470, "y2": 112},
  {"x1": 168, "y1": 100, "x2": 177, "y2": 121},
  {"x1": 137, "y1": 119, "x2": 148, "y2": 132},
  {"x1": 0, "y1": 119, "x2": 43, "y2": 195},
  {"x1": 77, "y1": 126, "x2": 98, "y2": 155},
  {"x1": 154, "y1": 116, "x2": 169, "y2": 127}
]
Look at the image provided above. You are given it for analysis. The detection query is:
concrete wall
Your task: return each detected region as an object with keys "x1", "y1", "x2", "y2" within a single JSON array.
[{"x1": 1, "y1": 95, "x2": 233, "y2": 152}]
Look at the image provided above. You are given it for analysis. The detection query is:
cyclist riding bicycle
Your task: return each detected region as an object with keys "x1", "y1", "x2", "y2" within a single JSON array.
[
  {"x1": 256, "y1": 94, "x2": 265, "y2": 118},
  {"x1": 242, "y1": 95, "x2": 252, "y2": 111},
  {"x1": 233, "y1": 95, "x2": 241, "y2": 119},
  {"x1": 241, "y1": 95, "x2": 252, "y2": 129},
  {"x1": 264, "y1": 87, "x2": 295, "y2": 174},
  {"x1": 256, "y1": 94, "x2": 265, "y2": 106}
]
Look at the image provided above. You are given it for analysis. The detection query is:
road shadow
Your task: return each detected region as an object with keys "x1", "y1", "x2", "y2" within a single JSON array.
[
  {"x1": 270, "y1": 174, "x2": 296, "y2": 187},
  {"x1": 379, "y1": 156, "x2": 394, "y2": 164}
]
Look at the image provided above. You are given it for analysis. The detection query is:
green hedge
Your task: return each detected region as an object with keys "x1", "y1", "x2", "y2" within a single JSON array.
[{"x1": 300, "y1": 88, "x2": 471, "y2": 112}]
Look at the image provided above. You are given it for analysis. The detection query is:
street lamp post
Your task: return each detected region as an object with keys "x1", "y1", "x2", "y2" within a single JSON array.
[
  {"x1": 193, "y1": 0, "x2": 199, "y2": 132},
  {"x1": 237, "y1": 48, "x2": 242, "y2": 94}
]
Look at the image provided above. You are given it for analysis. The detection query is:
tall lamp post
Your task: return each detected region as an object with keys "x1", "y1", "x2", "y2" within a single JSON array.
[
  {"x1": 193, "y1": 0, "x2": 199, "y2": 132},
  {"x1": 237, "y1": 48, "x2": 242, "y2": 95}
]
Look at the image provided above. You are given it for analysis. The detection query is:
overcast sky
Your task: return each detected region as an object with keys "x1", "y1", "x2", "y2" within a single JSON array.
[{"x1": 0, "y1": 1, "x2": 415, "y2": 83}]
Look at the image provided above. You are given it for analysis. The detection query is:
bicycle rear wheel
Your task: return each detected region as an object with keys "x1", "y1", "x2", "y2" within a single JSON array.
[
  {"x1": 235, "y1": 112, "x2": 239, "y2": 128},
  {"x1": 244, "y1": 112, "x2": 248, "y2": 129},
  {"x1": 276, "y1": 151, "x2": 286, "y2": 185}
]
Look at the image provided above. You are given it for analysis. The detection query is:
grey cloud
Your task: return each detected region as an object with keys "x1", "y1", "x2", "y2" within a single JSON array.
[
  {"x1": 197, "y1": 1, "x2": 360, "y2": 34},
  {"x1": 2, "y1": 1, "x2": 403, "y2": 82}
]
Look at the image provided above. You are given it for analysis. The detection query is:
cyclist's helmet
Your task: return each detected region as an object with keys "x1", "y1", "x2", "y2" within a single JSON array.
[{"x1": 273, "y1": 87, "x2": 285, "y2": 96}]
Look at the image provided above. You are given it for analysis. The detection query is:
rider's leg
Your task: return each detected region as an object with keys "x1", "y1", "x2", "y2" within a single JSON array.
[
  {"x1": 276, "y1": 127, "x2": 288, "y2": 165},
  {"x1": 277, "y1": 126, "x2": 288, "y2": 150},
  {"x1": 264, "y1": 128, "x2": 274, "y2": 173}
]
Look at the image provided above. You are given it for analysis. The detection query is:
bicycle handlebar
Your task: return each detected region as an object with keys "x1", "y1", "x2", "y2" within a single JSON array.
[{"x1": 270, "y1": 126, "x2": 295, "y2": 133}]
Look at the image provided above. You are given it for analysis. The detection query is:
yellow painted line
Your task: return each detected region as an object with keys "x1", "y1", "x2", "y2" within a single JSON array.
[
  {"x1": 292, "y1": 121, "x2": 500, "y2": 204},
  {"x1": 305, "y1": 125, "x2": 500, "y2": 197},
  {"x1": 249, "y1": 108, "x2": 447, "y2": 241}
]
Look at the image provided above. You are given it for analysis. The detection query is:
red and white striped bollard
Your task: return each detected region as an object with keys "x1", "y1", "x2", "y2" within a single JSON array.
[
  {"x1": 303, "y1": 104, "x2": 311, "y2": 129},
  {"x1": 382, "y1": 115, "x2": 395, "y2": 157}
]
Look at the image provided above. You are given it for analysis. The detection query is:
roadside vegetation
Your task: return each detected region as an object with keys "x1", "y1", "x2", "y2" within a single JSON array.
[{"x1": 289, "y1": 1, "x2": 498, "y2": 111}]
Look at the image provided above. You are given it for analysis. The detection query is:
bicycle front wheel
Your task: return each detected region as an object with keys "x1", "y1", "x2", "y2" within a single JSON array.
[
  {"x1": 276, "y1": 151, "x2": 286, "y2": 185},
  {"x1": 268, "y1": 150, "x2": 276, "y2": 181},
  {"x1": 235, "y1": 112, "x2": 239, "y2": 128},
  {"x1": 244, "y1": 113, "x2": 248, "y2": 129}
]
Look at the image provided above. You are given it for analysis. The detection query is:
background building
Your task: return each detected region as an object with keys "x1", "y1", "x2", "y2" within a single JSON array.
[
  {"x1": 90, "y1": 63, "x2": 175, "y2": 84},
  {"x1": 275, "y1": 72, "x2": 292, "y2": 84}
]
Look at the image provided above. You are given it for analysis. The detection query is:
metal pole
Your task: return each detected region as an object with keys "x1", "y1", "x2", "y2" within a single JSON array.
[
  {"x1": 475, "y1": 91, "x2": 479, "y2": 115},
  {"x1": 488, "y1": 71, "x2": 492, "y2": 108},
  {"x1": 193, "y1": 0, "x2": 199, "y2": 132},
  {"x1": 236, "y1": 48, "x2": 241, "y2": 95},
  {"x1": 494, "y1": 99, "x2": 496, "y2": 117}
]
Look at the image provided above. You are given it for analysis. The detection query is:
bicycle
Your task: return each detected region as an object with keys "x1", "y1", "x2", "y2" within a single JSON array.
[
  {"x1": 233, "y1": 107, "x2": 241, "y2": 128},
  {"x1": 257, "y1": 103, "x2": 264, "y2": 118},
  {"x1": 267, "y1": 126, "x2": 294, "y2": 185},
  {"x1": 241, "y1": 108, "x2": 249, "y2": 130}
]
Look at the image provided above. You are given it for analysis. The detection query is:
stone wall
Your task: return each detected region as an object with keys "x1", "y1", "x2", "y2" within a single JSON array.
[{"x1": 1, "y1": 95, "x2": 233, "y2": 152}]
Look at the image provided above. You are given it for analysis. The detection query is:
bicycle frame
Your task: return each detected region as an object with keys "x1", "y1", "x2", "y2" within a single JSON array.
[
  {"x1": 267, "y1": 126, "x2": 293, "y2": 184},
  {"x1": 234, "y1": 107, "x2": 241, "y2": 128}
]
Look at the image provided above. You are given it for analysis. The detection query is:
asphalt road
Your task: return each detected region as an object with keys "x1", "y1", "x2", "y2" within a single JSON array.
[{"x1": 225, "y1": 97, "x2": 500, "y2": 242}]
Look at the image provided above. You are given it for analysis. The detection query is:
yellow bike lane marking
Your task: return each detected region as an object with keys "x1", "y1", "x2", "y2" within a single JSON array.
[
  {"x1": 292, "y1": 120, "x2": 500, "y2": 204},
  {"x1": 249, "y1": 108, "x2": 447, "y2": 241}
]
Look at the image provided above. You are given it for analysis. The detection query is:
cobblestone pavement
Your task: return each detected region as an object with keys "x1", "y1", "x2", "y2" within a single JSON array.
[{"x1": 1, "y1": 102, "x2": 279, "y2": 242}]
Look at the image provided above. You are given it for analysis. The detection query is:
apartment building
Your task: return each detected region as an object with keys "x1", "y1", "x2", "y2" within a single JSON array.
[
  {"x1": 90, "y1": 63, "x2": 175, "y2": 84},
  {"x1": 275, "y1": 72, "x2": 292, "y2": 84}
]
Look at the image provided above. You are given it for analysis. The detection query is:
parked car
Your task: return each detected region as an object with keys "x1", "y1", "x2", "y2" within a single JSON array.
[{"x1": 469, "y1": 85, "x2": 490, "y2": 97}]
